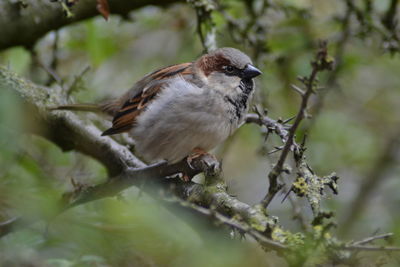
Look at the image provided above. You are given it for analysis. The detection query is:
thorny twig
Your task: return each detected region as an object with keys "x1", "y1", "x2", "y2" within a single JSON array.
[
  {"x1": 245, "y1": 112, "x2": 311, "y2": 228},
  {"x1": 260, "y1": 41, "x2": 334, "y2": 209},
  {"x1": 290, "y1": 137, "x2": 339, "y2": 216},
  {"x1": 245, "y1": 112, "x2": 294, "y2": 147},
  {"x1": 247, "y1": 109, "x2": 338, "y2": 222}
]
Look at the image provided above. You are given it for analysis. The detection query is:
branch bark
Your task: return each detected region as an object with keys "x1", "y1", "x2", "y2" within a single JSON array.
[{"x1": 0, "y1": 0, "x2": 180, "y2": 51}]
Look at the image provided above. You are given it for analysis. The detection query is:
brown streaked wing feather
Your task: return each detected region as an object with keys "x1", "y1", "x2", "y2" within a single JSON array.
[
  {"x1": 150, "y1": 62, "x2": 192, "y2": 80},
  {"x1": 99, "y1": 99, "x2": 124, "y2": 116},
  {"x1": 101, "y1": 62, "x2": 193, "y2": 136}
]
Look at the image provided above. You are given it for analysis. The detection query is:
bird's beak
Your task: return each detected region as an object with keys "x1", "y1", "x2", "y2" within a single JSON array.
[{"x1": 241, "y1": 64, "x2": 262, "y2": 79}]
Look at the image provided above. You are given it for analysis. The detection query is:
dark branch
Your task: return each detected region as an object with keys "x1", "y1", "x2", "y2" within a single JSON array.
[
  {"x1": 261, "y1": 42, "x2": 334, "y2": 208},
  {"x1": 0, "y1": 0, "x2": 180, "y2": 51}
]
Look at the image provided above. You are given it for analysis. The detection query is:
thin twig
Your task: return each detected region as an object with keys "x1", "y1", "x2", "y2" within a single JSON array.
[
  {"x1": 168, "y1": 198, "x2": 286, "y2": 251},
  {"x1": 245, "y1": 113, "x2": 292, "y2": 145},
  {"x1": 352, "y1": 233, "x2": 393, "y2": 246},
  {"x1": 343, "y1": 245, "x2": 400, "y2": 252},
  {"x1": 261, "y1": 42, "x2": 334, "y2": 208},
  {"x1": 308, "y1": 3, "x2": 352, "y2": 125},
  {"x1": 65, "y1": 65, "x2": 90, "y2": 96},
  {"x1": 31, "y1": 49, "x2": 62, "y2": 85}
]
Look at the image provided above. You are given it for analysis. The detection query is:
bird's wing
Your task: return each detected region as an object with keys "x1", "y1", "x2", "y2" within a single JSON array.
[{"x1": 102, "y1": 62, "x2": 193, "y2": 136}]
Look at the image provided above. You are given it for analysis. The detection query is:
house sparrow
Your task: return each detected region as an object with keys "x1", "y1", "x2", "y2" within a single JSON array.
[{"x1": 56, "y1": 47, "x2": 261, "y2": 165}]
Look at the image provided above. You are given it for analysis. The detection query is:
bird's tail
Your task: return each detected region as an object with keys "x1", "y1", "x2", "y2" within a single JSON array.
[{"x1": 49, "y1": 103, "x2": 101, "y2": 113}]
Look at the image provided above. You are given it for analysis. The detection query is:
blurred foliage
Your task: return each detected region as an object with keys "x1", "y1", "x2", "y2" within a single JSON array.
[{"x1": 1, "y1": 0, "x2": 400, "y2": 266}]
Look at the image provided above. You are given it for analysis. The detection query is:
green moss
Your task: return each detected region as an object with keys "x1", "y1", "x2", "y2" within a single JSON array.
[
  {"x1": 0, "y1": 67, "x2": 62, "y2": 108},
  {"x1": 271, "y1": 227, "x2": 305, "y2": 248},
  {"x1": 205, "y1": 182, "x2": 226, "y2": 195},
  {"x1": 292, "y1": 177, "x2": 308, "y2": 197},
  {"x1": 249, "y1": 219, "x2": 267, "y2": 232}
]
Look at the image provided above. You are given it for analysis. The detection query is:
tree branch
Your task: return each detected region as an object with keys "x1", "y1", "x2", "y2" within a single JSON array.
[
  {"x1": 261, "y1": 41, "x2": 334, "y2": 208},
  {"x1": 0, "y1": 0, "x2": 180, "y2": 51}
]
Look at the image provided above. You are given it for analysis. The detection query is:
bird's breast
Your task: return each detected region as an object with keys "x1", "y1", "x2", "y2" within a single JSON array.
[{"x1": 129, "y1": 78, "x2": 241, "y2": 163}]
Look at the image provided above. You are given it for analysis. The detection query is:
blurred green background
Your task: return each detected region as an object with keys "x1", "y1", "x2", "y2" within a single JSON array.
[{"x1": 1, "y1": 0, "x2": 400, "y2": 266}]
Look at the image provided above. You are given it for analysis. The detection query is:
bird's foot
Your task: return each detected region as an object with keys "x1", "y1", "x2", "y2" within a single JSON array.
[
  {"x1": 182, "y1": 148, "x2": 220, "y2": 181},
  {"x1": 187, "y1": 148, "x2": 212, "y2": 167}
]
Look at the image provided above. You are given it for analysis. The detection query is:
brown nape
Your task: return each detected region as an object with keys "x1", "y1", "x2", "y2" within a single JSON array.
[{"x1": 197, "y1": 53, "x2": 230, "y2": 76}]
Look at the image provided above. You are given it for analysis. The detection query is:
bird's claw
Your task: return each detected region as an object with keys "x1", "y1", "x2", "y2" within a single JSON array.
[{"x1": 184, "y1": 150, "x2": 221, "y2": 181}]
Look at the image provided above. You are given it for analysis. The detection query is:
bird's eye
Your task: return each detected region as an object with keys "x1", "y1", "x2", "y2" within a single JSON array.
[{"x1": 224, "y1": 65, "x2": 235, "y2": 73}]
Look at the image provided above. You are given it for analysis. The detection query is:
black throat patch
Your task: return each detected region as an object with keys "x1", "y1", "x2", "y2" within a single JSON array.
[{"x1": 224, "y1": 79, "x2": 254, "y2": 122}]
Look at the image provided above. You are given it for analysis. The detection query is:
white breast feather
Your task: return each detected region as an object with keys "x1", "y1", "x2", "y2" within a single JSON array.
[{"x1": 130, "y1": 76, "x2": 240, "y2": 163}]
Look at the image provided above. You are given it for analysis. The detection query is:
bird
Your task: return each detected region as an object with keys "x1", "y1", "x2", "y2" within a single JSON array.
[{"x1": 54, "y1": 47, "x2": 261, "y2": 168}]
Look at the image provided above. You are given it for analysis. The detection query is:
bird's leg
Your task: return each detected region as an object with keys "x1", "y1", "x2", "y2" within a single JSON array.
[
  {"x1": 181, "y1": 148, "x2": 219, "y2": 182},
  {"x1": 187, "y1": 148, "x2": 214, "y2": 167},
  {"x1": 181, "y1": 173, "x2": 191, "y2": 182}
]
